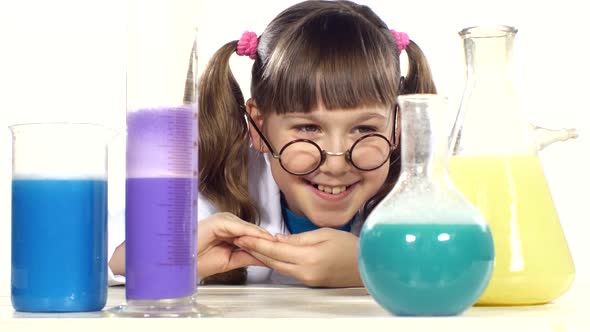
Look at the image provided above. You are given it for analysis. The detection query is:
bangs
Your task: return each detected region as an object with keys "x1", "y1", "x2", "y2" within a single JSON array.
[{"x1": 254, "y1": 10, "x2": 400, "y2": 114}]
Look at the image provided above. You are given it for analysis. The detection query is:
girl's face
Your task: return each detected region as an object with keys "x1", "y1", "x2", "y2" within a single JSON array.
[{"x1": 257, "y1": 104, "x2": 394, "y2": 228}]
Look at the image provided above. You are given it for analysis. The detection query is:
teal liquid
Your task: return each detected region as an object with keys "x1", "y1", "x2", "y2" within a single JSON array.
[{"x1": 359, "y1": 223, "x2": 494, "y2": 316}]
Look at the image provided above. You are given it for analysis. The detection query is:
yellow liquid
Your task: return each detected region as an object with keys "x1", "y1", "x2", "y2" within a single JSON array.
[{"x1": 448, "y1": 155, "x2": 575, "y2": 305}]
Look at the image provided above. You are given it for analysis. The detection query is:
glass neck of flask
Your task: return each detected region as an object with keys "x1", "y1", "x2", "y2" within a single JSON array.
[
  {"x1": 398, "y1": 95, "x2": 448, "y2": 179},
  {"x1": 462, "y1": 26, "x2": 516, "y2": 85}
]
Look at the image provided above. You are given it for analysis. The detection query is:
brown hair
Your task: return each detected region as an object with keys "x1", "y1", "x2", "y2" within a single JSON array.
[{"x1": 196, "y1": 0, "x2": 436, "y2": 284}]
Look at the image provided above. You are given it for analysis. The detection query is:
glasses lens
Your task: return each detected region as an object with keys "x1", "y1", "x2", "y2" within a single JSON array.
[
  {"x1": 280, "y1": 141, "x2": 322, "y2": 174},
  {"x1": 350, "y1": 135, "x2": 391, "y2": 170}
]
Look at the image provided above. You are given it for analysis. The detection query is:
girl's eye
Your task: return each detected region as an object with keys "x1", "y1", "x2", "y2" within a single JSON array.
[
  {"x1": 294, "y1": 124, "x2": 320, "y2": 133},
  {"x1": 355, "y1": 126, "x2": 378, "y2": 134}
]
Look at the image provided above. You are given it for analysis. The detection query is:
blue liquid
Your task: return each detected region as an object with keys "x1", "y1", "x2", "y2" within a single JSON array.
[
  {"x1": 11, "y1": 179, "x2": 108, "y2": 312},
  {"x1": 359, "y1": 223, "x2": 494, "y2": 316}
]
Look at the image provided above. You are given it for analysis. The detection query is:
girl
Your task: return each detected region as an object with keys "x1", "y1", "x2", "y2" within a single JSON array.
[{"x1": 109, "y1": 0, "x2": 436, "y2": 287}]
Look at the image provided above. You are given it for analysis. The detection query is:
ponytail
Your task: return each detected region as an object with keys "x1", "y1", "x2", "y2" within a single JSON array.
[
  {"x1": 401, "y1": 40, "x2": 437, "y2": 94},
  {"x1": 196, "y1": 41, "x2": 258, "y2": 285},
  {"x1": 197, "y1": 41, "x2": 258, "y2": 224}
]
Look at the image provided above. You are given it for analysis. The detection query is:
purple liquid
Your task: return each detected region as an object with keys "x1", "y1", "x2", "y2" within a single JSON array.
[
  {"x1": 126, "y1": 178, "x2": 196, "y2": 299},
  {"x1": 126, "y1": 107, "x2": 197, "y2": 300}
]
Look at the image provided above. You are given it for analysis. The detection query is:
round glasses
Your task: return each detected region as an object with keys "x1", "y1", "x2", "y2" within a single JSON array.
[
  {"x1": 276, "y1": 134, "x2": 393, "y2": 175},
  {"x1": 244, "y1": 112, "x2": 396, "y2": 176}
]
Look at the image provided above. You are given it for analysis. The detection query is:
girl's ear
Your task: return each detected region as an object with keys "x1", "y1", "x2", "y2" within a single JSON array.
[{"x1": 245, "y1": 99, "x2": 266, "y2": 153}]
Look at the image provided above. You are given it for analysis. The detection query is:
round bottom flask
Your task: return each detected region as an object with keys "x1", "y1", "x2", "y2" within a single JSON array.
[{"x1": 359, "y1": 95, "x2": 494, "y2": 316}]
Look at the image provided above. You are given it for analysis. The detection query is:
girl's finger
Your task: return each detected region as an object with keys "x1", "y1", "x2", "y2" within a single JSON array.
[
  {"x1": 241, "y1": 249, "x2": 297, "y2": 277},
  {"x1": 225, "y1": 250, "x2": 269, "y2": 271},
  {"x1": 235, "y1": 236, "x2": 302, "y2": 264}
]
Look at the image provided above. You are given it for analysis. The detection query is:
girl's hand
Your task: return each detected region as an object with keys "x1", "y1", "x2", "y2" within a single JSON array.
[
  {"x1": 198, "y1": 212, "x2": 276, "y2": 280},
  {"x1": 234, "y1": 228, "x2": 363, "y2": 287}
]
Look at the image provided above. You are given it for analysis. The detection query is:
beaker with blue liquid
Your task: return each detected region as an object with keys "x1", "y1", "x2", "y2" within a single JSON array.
[
  {"x1": 358, "y1": 94, "x2": 494, "y2": 316},
  {"x1": 10, "y1": 123, "x2": 112, "y2": 312}
]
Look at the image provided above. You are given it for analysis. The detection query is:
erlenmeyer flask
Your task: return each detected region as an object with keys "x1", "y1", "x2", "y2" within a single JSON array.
[
  {"x1": 448, "y1": 26, "x2": 575, "y2": 305},
  {"x1": 359, "y1": 94, "x2": 494, "y2": 316}
]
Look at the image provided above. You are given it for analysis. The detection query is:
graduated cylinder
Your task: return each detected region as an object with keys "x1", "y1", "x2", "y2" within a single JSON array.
[{"x1": 125, "y1": 21, "x2": 198, "y2": 304}]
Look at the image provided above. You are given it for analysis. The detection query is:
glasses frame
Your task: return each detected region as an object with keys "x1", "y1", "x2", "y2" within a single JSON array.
[{"x1": 243, "y1": 106, "x2": 399, "y2": 176}]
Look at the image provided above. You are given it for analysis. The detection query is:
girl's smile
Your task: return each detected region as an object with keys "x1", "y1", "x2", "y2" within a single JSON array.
[{"x1": 305, "y1": 178, "x2": 357, "y2": 202}]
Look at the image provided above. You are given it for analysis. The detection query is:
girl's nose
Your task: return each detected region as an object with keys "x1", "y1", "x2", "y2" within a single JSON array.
[
  {"x1": 319, "y1": 151, "x2": 351, "y2": 176},
  {"x1": 318, "y1": 138, "x2": 352, "y2": 176}
]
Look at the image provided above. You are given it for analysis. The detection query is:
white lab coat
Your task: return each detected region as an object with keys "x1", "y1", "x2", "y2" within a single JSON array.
[{"x1": 108, "y1": 147, "x2": 363, "y2": 285}]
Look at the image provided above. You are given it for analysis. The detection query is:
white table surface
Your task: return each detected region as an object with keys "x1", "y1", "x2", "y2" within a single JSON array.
[{"x1": 1, "y1": 279, "x2": 589, "y2": 332}]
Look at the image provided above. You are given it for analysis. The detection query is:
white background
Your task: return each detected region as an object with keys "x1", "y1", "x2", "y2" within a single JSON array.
[{"x1": 1, "y1": 0, "x2": 588, "y2": 291}]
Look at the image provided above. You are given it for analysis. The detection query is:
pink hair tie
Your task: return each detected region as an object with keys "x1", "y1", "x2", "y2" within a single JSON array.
[
  {"x1": 237, "y1": 31, "x2": 258, "y2": 59},
  {"x1": 390, "y1": 29, "x2": 410, "y2": 52}
]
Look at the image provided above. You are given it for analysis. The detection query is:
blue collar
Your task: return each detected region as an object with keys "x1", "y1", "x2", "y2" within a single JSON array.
[{"x1": 281, "y1": 202, "x2": 353, "y2": 234}]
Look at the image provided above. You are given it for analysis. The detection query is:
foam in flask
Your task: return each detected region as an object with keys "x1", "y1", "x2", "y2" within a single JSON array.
[
  {"x1": 10, "y1": 123, "x2": 111, "y2": 312},
  {"x1": 359, "y1": 94, "x2": 494, "y2": 316}
]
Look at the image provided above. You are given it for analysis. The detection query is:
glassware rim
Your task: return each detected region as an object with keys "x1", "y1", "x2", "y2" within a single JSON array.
[
  {"x1": 459, "y1": 25, "x2": 518, "y2": 38},
  {"x1": 397, "y1": 94, "x2": 448, "y2": 104},
  {"x1": 8, "y1": 122, "x2": 119, "y2": 138},
  {"x1": 9, "y1": 121, "x2": 109, "y2": 129}
]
